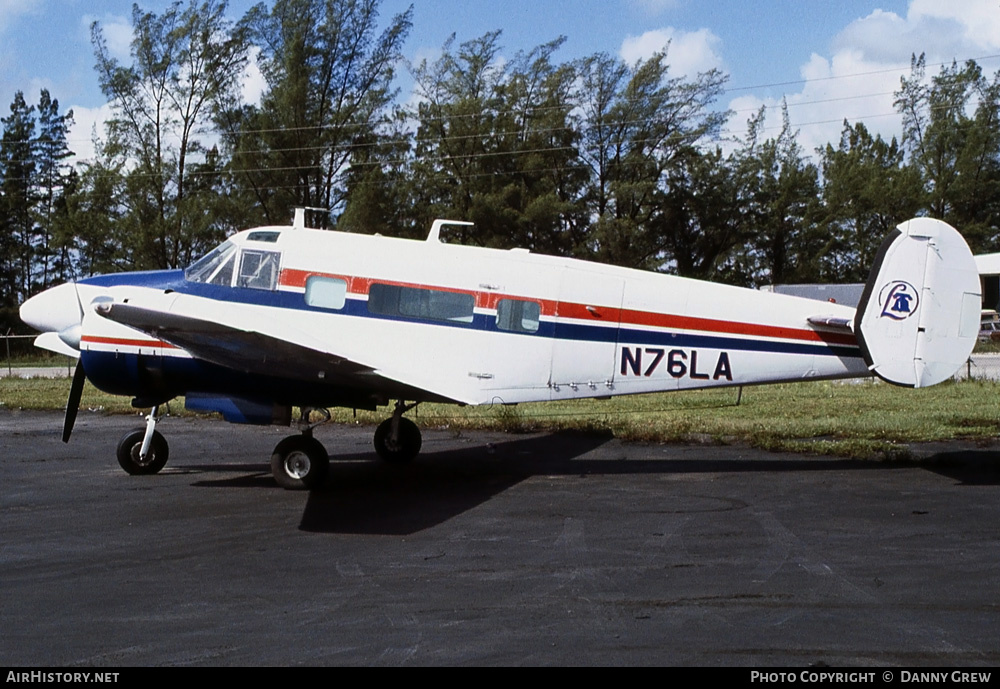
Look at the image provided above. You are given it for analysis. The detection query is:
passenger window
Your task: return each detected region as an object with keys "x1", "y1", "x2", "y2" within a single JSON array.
[
  {"x1": 368, "y1": 283, "x2": 474, "y2": 324},
  {"x1": 238, "y1": 250, "x2": 280, "y2": 290},
  {"x1": 305, "y1": 276, "x2": 347, "y2": 310},
  {"x1": 497, "y1": 299, "x2": 541, "y2": 333}
]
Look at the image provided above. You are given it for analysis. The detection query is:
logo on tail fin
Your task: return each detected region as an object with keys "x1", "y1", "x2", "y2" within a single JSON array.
[{"x1": 878, "y1": 281, "x2": 919, "y2": 320}]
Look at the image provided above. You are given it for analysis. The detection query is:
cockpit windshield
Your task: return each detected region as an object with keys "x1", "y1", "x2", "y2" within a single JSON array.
[{"x1": 184, "y1": 241, "x2": 237, "y2": 286}]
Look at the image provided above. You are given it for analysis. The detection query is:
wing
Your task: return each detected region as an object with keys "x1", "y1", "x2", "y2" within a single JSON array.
[{"x1": 94, "y1": 301, "x2": 447, "y2": 401}]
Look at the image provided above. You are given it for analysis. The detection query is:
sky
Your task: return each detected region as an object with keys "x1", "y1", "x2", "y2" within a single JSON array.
[{"x1": 1, "y1": 0, "x2": 1000, "y2": 164}]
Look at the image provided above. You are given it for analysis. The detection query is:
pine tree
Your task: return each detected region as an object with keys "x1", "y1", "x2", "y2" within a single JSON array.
[
  {"x1": 34, "y1": 89, "x2": 75, "y2": 287},
  {"x1": 0, "y1": 92, "x2": 37, "y2": 306}
]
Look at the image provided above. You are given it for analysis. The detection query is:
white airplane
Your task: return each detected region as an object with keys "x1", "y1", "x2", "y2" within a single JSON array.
[{"x1": 19, "y1": 213, "x2": 982, "y2": 489}]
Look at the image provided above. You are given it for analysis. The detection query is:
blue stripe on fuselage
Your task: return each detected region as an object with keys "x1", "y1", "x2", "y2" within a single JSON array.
[
  {"x1": 81, "y1": 271, "x2": 861, "y2": 360},
  {"x1": 81, "y1": 269, "x2": 186, "y2": 290}
]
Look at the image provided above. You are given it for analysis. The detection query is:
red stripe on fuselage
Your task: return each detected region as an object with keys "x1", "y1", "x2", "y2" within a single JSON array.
[
  {"x1": 280, "y1": 268, "x2": 562, "y2": 313},
  {"x1": 82, "y1": 335, "x2": 179, "y2": 349},
  {"x1": 279, "y1": 267, "x2": 858, "y2": 347},
  {"x1": 616, "y1": 308, "x2": 857, "y2": 346}
]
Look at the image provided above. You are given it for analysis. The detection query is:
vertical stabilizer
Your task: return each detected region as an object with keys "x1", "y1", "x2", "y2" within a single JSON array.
[{"x1": 856, "y1": 218, "x2": 981, "y2": 388}]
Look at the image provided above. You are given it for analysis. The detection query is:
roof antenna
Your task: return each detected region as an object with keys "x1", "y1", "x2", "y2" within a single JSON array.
[
  {"x1": 291, "y1": 206, "x2": 329, "y2": 230},
  {"x1": 427, "y1": 219, "x2": 474, "y2": 243}
]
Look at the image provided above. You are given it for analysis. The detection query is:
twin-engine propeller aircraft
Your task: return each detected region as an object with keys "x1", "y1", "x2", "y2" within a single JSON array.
[{"x1": 19, "y1": 212, "x2": 982, "y2": 489}]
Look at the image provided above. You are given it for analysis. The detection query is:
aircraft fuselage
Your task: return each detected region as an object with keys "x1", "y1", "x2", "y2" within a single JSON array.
[
  {"x1": 19, "y1": 217, "x2": 981, "y2": 487},
  {"x1": 64, "y1": 224, "x2": 867, "y2": 413}
]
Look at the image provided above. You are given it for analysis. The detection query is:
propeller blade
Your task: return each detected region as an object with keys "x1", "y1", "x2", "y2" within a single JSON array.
[{"x1": 62, "y1": 360, "x2": 86, "y2": 443}]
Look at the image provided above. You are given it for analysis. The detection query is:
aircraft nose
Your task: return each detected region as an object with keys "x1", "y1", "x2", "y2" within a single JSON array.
[{"x1": 19, "y1": 282, "x2": 83, "y2": 335}]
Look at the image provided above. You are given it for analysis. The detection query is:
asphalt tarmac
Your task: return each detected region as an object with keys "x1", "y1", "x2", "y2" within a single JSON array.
[{"x1": 1, "y1": 410, "x2": 999, "y2": 667}]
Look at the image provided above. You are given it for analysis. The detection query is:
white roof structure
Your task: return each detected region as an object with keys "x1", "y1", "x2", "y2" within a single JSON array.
[{"x1": 976, "y1": 253, "x2": 1000, "y2": 275}]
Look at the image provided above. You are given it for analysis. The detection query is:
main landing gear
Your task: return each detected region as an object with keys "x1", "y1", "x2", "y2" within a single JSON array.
[
  {"x1": 271, "y1": 402, "x2": 423, "y2": 488},
  {"x1": 270, "y1": 408, "x2": 331, "y2": 490},
  {"x1": 373, "y1": 400, "x2": 422, "y2": 464},
  {"x1": 113, "y1": 400, "x2": 425, "y2": 490}
]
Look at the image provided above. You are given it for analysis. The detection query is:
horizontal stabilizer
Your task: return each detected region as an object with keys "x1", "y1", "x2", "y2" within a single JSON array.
[
  {"x1": 806, "y1": 315, "x2": 853, "y2": 332},
  {"x1": 856, "y1": 218, "x2": 981, "y2": 388}
]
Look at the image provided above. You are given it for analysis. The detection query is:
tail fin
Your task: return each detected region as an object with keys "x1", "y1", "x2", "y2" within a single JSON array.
[{"x1": 856, "y1": 218, "x2": 981, "y2": 388}]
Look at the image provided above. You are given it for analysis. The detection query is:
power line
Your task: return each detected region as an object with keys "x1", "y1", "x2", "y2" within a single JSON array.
[
  {"x1": 723, "y1": 53, "x2": 1000, "y2": 93},
  {"x1": 5, "y1": 51, "x2": 1000, "y2": 151},
  {"x1": 0, "y1": 53, "x2": 996, "y2": 184}
]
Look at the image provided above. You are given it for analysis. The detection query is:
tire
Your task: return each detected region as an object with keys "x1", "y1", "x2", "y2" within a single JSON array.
[
  {"x1": 373, "y1": 417, "x2": 422, "y2": 464},
  {"x1": 270, "y1": 435, "x2": 329, "y2": 490},
  {"x1": 116, "y1": 428, "x2": 169, "y2": 475}
]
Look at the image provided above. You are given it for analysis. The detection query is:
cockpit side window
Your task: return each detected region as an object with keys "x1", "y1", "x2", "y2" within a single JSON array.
[
  {"x1": 238, "y1": 249, "x2": 281, "y2": 290},
  {"x1": 184, "y1": 241, "x2": 237, "y2": 286}
]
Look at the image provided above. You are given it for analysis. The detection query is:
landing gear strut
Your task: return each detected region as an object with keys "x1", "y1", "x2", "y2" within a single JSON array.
[
  {"x1": 117, "y1": 405, "x2": 169, "y2": 475},
  {"x1": 373, "y1": 400, "x2": 422, "y2": 463},
  {"x1": 111, "y1": 401, "x2": 422, "y2": 488},
  {"x1": 270, "y1": 407, "x2": 330, "y2": 490}
]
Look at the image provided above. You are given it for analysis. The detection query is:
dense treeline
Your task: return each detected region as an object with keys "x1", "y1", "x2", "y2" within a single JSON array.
[{"x1": 2, "y1": 0, "x2": 1000, "y2": 331}]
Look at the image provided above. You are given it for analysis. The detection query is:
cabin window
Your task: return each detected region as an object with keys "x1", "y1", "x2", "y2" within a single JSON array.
[
  {"x1": 367, "y1": 283, "x2": 474, "y2": 324},
  {"x1": 496, "y1": 299, "x2": 541, "y2": 333},
  {"x1": 185, "y1": 241, "x2": 237, "y2": 286},
  {"x1": 238, "y1": 249, "x2": 281, "y2": 290},
  {"x1": 305, "y1": 276, "x2": 347, "y2": 310}
]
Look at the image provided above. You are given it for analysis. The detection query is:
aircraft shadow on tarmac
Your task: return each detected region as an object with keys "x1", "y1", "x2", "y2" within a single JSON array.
[
  {"x1": 920, "y1": 449, "x2": 1000, "y2": 486},
  {"x1": 174, "y1": 429, "x2": 998, "y2": 536},
  {"x1": 185, "y1": 431, "x2": 614, "y2": 534}
]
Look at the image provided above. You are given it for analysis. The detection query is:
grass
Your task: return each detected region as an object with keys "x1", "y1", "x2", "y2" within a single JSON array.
[
  {"x1": 0, "y1": 377, "x2": 136, "y2": 414},
  {"x1": 3, "y1": 374, "x2": 998, "y2": 460},
  {"x1": 974, "y1": 339, "x2": 1000, "y2": 354},
  {"x1": 0, "y1": 352, "x2": 76, "y2": 369},
  {"x1": 389, "y1": 378, "x2": 1000, "y2": 459}
]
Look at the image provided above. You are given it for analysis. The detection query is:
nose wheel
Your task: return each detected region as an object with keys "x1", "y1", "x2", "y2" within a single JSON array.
[
  {"x1": 116, "y1": 428, "x2": 169, "y2": 475},
  {"x1": 116, "y1": 406, "x2": 169, "y2": 475}
]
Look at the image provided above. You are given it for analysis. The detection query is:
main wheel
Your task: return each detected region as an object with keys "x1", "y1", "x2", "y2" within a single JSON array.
[
  {"x1": 116, "y1": 428, "x2": 169, "y2": 475},
  {"x1": 271, "y1": 435, "x2": 329, "y2": 490},
  {"x1": 373, "y1": 417, "x2": 422, "y2": 464}
]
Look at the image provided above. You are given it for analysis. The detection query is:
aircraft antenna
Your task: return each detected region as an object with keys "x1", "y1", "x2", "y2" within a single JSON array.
[
  {"x1": 427, "y1": 219, "x2": 474, "y2": 243},
  {"x1": 292, "y1": 206, "x2": 330, "y2": 230}
]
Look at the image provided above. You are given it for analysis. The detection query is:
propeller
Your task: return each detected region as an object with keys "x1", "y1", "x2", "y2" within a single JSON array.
[
  {"x1": 62, "y1": 359, "x2": 87, "y2": 443},
  {"x1": 20, "y1": 281, "x2": 90, "y2": 442}
]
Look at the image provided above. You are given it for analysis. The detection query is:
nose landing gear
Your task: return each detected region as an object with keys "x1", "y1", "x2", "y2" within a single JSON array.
[{"x1": 116, "y1": 406, "x2": 169, "y2": 475}]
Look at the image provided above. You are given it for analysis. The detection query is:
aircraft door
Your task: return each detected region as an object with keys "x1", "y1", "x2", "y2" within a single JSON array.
[{"x1": 550, "y1": 267, "x2": 624, "y2": 399}]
